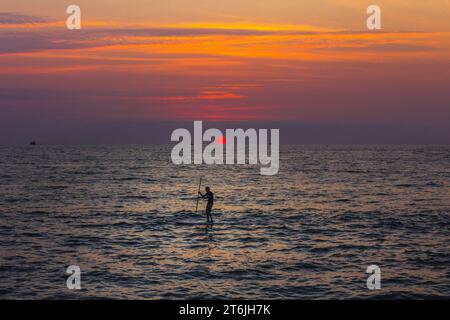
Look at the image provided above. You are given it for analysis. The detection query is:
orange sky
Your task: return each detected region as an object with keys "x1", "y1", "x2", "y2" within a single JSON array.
[{"x1": 0, "y1": 1, "x2": 449, "y2": 143}]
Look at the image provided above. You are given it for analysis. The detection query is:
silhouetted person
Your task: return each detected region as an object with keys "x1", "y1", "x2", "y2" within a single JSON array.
[{"x1": 199, "y1": 186, "x2": 214, "y2": 223}]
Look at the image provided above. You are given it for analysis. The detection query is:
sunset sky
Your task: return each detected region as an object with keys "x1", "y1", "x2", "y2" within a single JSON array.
[{"x1": 1, "y1": 0, "x2": 449, "y2": 144}]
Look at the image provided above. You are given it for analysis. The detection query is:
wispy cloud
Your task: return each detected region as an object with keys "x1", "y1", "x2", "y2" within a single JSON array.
[
  {"x1": 148, "y1": 90, "x2": 245, "y2": 102},
  {"x1": 0, "y1": 12, "x2": 52, "y2": 24},
  {"x1": 1, "y1": 15, "x2": 448, "y2": 61}
]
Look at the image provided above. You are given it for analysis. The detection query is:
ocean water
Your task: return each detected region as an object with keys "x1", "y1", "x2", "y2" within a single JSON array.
[{"x1": 0, "y1": 145, "x2": 449, "y2": 299}]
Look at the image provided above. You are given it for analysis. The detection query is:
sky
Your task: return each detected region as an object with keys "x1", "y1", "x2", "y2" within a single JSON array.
[{"x1": 0, "y1": 0, "x2": 449, "y2": 144}]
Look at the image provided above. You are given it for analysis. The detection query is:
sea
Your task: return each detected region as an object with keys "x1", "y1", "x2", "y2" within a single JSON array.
[{"x1": 0, "y1": 145, "x2": 449, "y2": 299}]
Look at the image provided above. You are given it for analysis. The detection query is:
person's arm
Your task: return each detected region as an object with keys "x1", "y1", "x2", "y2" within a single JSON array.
[{"x1": 198, "y1": 192, "x2": 205, "y2": 198}]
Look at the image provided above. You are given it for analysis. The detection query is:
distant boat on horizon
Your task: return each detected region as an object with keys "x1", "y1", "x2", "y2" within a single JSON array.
[{"x1": 29, "y1": 141, "x2": 37, "y2": 145}]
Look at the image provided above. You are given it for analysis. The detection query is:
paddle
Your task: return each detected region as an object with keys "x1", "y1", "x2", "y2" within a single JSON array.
[{"x1": 195, "y1": 177, "x2": 202, "y2": 213}]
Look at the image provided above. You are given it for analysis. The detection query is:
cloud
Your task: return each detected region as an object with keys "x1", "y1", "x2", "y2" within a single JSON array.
[
  {"x1": 316, "y1": 42, "x2": 434, "y2": 52},
  {"x1": 0, "y1": 12, "x2": 52, "y2": 24},
  {"x1": 1, "y1": 11, "x2": 448, "y2": 64},
  {"x1": 148, "y1": 90, "x2": 245, "y2": 102}
]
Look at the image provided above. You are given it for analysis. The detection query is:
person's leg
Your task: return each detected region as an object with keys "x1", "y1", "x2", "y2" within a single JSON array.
[
  {"x1": 206, "y1": 205, "x2": 213, "y2": 222},
  {"x1": 208, "y1": 205, "x2": 213, "y2": 223}
]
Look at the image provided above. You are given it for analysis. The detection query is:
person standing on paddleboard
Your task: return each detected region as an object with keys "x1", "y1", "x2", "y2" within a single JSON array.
[{"x1": 199, "y1": 186, "x2": 214, "y2": 223}]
